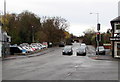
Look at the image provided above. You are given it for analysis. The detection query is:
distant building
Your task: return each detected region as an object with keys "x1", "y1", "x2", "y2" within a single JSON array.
[
  {"x1": 118, "y1": 1, "x2": 120, "y2": 16},
  {"x1": 0, "y1": 22, "x2": 11, "y2": 58}
]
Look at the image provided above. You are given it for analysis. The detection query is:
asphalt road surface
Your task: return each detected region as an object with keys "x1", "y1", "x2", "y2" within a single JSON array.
[{"x1": 2, "y1": 43, "x2": 118, "y2": 80}]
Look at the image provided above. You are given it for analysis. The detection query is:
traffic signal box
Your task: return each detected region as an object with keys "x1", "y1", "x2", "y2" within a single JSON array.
[
  {"x1": 97, "y1": 23, "x2": 100, "y2": 31},
  {"x1": 96, "y1": 32, "x2": 101, "y2": 41}
]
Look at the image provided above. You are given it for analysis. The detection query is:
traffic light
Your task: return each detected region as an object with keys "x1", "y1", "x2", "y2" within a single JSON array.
[
  {"x1": 96, "y1": 32, "x2": 101, "y2": 41},
  {"x1": 97, "y1": 23, "x2": 100, "y2": 31}
]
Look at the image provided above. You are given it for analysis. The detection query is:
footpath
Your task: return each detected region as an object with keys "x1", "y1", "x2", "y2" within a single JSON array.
[
  {"x1": 87, "y1": 45, "x2": 120, "y2": 61},
  {"x1": 90, "y1": 54, "x2": 120, "y2": 61}
]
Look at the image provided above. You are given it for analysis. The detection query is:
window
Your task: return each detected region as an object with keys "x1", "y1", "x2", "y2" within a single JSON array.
[
  {"x1": 115, "y1": 24, "x2": 120, "y2": 33},
  {"x1": 116, "y1": 24, "x2": 120, "y2": 30},
  {"x1": 117, "y1": 43, "x2": 120, "y2": 56}
]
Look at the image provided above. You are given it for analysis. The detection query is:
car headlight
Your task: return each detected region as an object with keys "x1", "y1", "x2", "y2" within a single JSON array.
[
  {"x1": 69, "y1": 50, "x2": 71, "y2": 52},
  {"x1": 84, "y1": 50, "x2": 86, "y2": 52}
]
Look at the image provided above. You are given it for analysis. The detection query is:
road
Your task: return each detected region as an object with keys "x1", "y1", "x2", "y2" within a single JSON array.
[{"x1": 2, "y1": 43, "x2": 118, "y2": 80}]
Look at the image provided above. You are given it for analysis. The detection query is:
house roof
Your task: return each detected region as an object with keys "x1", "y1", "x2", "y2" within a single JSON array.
[{"x1": 111, "y1": 16, "x2": 120, "y2": 23}]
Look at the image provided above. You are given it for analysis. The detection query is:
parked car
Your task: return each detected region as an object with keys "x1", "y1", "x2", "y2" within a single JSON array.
[
  {"x1": 62, "y1": 46, "x2": 73, "y2": 55},
  {"x1": 30, "y1": 43, "x2": 42, "y2": 50},
  {"x1": 48, "y1": 42, "x2": 52, "y2": 48},
  {"x1": 10, "y1": 46, "x2": 27, "y2": 55},
  {"x1": 38, "y1": 43, "x2": 46, "y2": 49},
  {"x1": 59, "y1": 42, "x2": 65, "y2": 47},
  {"x1": 21, "y1": 46, "x2": 34, "y2": 52},
  {"x1": 76, "y1": 46, "x2": 86, "y2": 56},
  {"x1": 31, "y1": 43, "x2": 48, "y2": 50},
  {"x1": 42, "y1": 42, "x2": 48, "y2": 48},
  {"x1": 96, "y1": 46, "x2": 105, "y2": 55}
]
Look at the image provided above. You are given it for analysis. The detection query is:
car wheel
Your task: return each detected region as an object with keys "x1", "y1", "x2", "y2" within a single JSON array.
[
  {"x1": 84, "y1": 53, "x2": 86, "y2": 56},
  {"x1": 103, "y1": 51, "x2": 105, "y2": 55},
  {"x1": 77, "y1": 53, "x2": 79, "y2": 56},
  {"x1": 96, "y1": 53, "x2": 98, "y2": 55}
]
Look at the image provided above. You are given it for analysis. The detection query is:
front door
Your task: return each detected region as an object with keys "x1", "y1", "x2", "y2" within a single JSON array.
[{"x1": 114, "y1": 42, "x2": 120, "y2": 58}]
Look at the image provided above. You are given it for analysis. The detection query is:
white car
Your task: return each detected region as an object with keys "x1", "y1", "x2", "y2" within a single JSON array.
[
  {"x1": 30, "y1": 45, "x2": 38, "y2": 50},
  {"x1": 21, "y1": 46, "x2": 34, "y2": 52},
  {"x1": 80, "y1": 43, "x2": 87, "y2": 48},
  {"x1": 76, "y1": 46, "x2": 86, "y2": 56},
  {"x1": 96, "y1": 46, "x2": 105, "y2": 55}
]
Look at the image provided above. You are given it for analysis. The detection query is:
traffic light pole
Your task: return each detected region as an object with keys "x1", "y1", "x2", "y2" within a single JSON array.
[
  {"x1": 97, "y1": 32, "x2": 99, "y2": 56},
  {"x1": 90, "y1": 13, "x2": 100, "y2": 55}
]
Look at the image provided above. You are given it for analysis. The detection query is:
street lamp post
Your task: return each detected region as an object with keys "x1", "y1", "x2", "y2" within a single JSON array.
[
  {"x1": 32, "y1": 26, "x2": 35, "y2": 43},
  {"x1": 90, "y1": 13, "x2": 100, "y2": 55},
  {"x1": 90, "y1": 13, "x2": 99, "y2": 24}
]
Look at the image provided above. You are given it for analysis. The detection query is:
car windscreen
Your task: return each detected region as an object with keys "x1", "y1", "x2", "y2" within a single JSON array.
[
  {"x1": 78, "y1": 47, "x2": 85, "y2": 50},
  {"x1": 96, "y1": 46, "x2": 104, "y2": 50},
  {"x1": 64, "y1": 46, "x2": 71, "y2": 50}
]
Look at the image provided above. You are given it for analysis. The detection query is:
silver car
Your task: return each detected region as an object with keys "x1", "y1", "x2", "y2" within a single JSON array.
[
  {"x1": 96, "y1": 46, "x2": 105, "y2": 55},
  {"x1": 76, "y1": 46, "x2": 86, "y2": 56}
]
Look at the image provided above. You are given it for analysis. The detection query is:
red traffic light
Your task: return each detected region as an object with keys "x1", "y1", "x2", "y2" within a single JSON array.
[{"x1": 96, "y1": 32, "x2": 100, "y2": 35}]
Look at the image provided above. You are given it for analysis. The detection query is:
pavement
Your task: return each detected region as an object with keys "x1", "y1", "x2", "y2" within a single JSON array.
[
  {"x1": 89, "y1": 54, "x2": 120, "y2": 61},
  {"x1": 87, "y1": 45, "x2": 120, "y2": 61}
]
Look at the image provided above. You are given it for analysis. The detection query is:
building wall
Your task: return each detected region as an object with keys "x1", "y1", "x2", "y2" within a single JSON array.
[
  {"x1": 0, "y1": 26, "x2": 2, "y2": 57},
  {"x1": 0, "y1": 24, "x2": 11, "y2": 58},
  {"x1": 118, "y1": 1, "x2": 120, "y2": 16}
]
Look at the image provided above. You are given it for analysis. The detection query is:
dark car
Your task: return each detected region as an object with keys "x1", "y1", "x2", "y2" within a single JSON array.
[
  {"x1": 10, "y1": 46, "x2": 26, "y2": 55},
  {"x1": 59, "y1": 42, "x2": 65, "y2": 47},
  {"x1": 62, "y1": 46, "x2": 73, "y2": 55},
  {"x1": 76, "y1": 46, "x2": 86, "y2": 56},
  {"x1": 96, "y1": 46, "x2": 105, "y2": 55}
]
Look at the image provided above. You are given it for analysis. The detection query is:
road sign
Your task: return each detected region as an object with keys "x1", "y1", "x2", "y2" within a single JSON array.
[{"x1": 110, "y1": 37, "x2": 120, "y2": 41}]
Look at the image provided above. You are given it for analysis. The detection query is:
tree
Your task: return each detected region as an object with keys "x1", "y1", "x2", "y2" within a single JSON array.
[
  {"x1": 82, "y1": 28, "x2": 96, "y2": 45},
  {"x1": 17, "y1": 11, "x2": 41, "y2": 43},
  {"x1": 41, "y1": 17, "x2": 69, "y2": 43},
  {"x1": 2, "y1": 11, "x2": 69, "y2": 45}
]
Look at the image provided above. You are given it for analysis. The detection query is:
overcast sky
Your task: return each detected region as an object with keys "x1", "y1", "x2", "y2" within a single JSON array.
[{"x1": 0, "y1": 0, "x2": 120, "y2": 36}]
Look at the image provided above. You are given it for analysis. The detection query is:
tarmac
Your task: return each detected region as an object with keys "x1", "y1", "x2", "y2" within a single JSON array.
[
  {"x1": 2, "y1": 53, "x2": 120, "y2": 62},
  {"x1": 1, "y1": 46, "x2": 120, "y2": 61}
]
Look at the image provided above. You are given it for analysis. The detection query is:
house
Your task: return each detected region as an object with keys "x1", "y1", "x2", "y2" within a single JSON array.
[
  {"x1": 109, "y1": 1, "x2": 120, "y2": 58},
  {"x1": 0, "y1": 22, "x2": 11, "y2": 58},
  {"x1": 110, "y1": 16, "x2": 120, "y2": 58}
]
